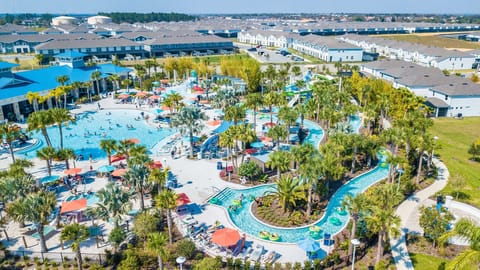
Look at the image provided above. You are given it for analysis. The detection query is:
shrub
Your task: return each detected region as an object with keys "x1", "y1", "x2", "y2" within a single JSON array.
[
  {"x1": 193, "y1": 257, "x2": 222, "y2": 270},
  {"x1": 284, "y1": 262, "x2": 292, "y2": 269},
  {"x1": 293, "y1": 262, "x2": 302, "y2": 270},
  {"x1": 244, "y1": 260, "x2": 251, "y2": 270},
  {"x1": 304, "y1": 260, "x2": 312, "y2": 269},
  {"x1": 273, "y1": 262, "x2": 283, "y2": 270},
  {"x1": 254, "y1": 261, "x2": 261, "y2": 270},
  {"x1": 176, "y1": 239, "x2": 197, "y2": 259},
  {"x1": 238, "y1": 161, "x2": 262, "y2": 181},
  {"x1": 234, "y1": 258, "x2": 243, "y2": 268}
]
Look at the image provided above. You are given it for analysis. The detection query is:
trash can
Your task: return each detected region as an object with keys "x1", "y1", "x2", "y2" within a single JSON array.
[{"x1": 217, "y1": 162, "x2": 223, "y2": 170}]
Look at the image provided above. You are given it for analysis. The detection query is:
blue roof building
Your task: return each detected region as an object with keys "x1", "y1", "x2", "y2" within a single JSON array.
[{"x1": 0, "y1": 56, "x2": 131, "y2": 121}]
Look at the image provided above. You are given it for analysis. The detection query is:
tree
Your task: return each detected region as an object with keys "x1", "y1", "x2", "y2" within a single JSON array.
[
  {"x1": 6, "y1": 191, "x2": 56, "y2": 252},
  {"x1": 342, "y1": 194, "x2": 368, "y2": 261},
  {"x1": 146, "y1": 232, "x2": 169, "y2": 270},
  {"x1": 245, "y1": 93, "x2": 264, "y2": 131},
  {"x1": 99, "y1": 139, "x2": 117, "y2": 165},
  {"x1": 219, "y1": 128, "x2": 236, "y2": 172},
  {"x1": 108, "y1": 227, "x2": 126, "y2": 253},
  {"x1": 115, "y1": 139, "x2": 135, "y2": 165},
  {"x1": 277, "y1": 106, "x2": 299, "y2": 141},
  {"x1": 439, "y1": 218, "x2": 480, "y2": 270},
  {"x1": 133, "y1": 212, "x2": 159, "y2": 245},
  {"x1": 170, "y1": 106, "x2": 207, "y2": 158},
  {"x1": 36, "y1": 146, "x2": 57, "y2": 176},
  {"x1": 450, "y1": 174, "x2": 467, "y2": 200},
  {"x1": 149, "y1": 167, "x2": 169, "y2": 194},
  {"x1": 0, "y1": 122, "x2": 22, "y2": 162},
  {"x1": 263, "y1": 91, "x2": 285, "y2": 124},
  {"x1": 26, "y1": 91, "x2": 41, "y2": 112},
  {"x1": 156, "y1": 189, "x2": 178, "y2": 244},
  {"x1": 61, "y1": 223, "x2": 90, "y2": 270},
  {"x1": 238, "y1": 161, "x2": 262, "y2": 181},
  {"x1": 162, "y1": 92, "x2": 183, "y2": 113},
  {"x1": 267, "y1": 125, "x2": 288, "y2": 150},
  {"x1": 193, "y1": 257, "x2": 223, "y2": 270},
  {"x1": 56, "y1": 148, "x2": 75, "y2": 169},
  {"x1": 34, "y1": 53, "x2": 44, "y2": 66},
  {"x1": 56, "y1": 75, "x2": 70, "y2": 108},
  {"x1": 419, "y1": 206, "x2": 454, "y2": 248},
  {"x1": 468, "y1": 137, "x2": 480, "y2": 161},
  {"x1": 212, "y1": 89, "x2": 238, "y2": 111},
  {"x1": 96, "y1": 183, "x2": 132, "y2": 228},
  {"x1": 50, "y1": 108, "x2": 74, "y2": 149},
  {"x1": 27, "y1": 110, "x2": 53, "y2": 147},
  {"x1": 123, "y1": 164, "x2": 151, "y2": 212},
  {"x1": 90, "y1": 70, "x2": 103, "y2": 97},
  {"x1": 266, "y1": 175, "x2": 306, "y2": 213},
  {"x1": 266, "y1": 150, "x2": 291, "y2": 179},
  {"x1": 224, "y1": 105, "x2": 246, "y2": 126},
  {"x1": 298, "y1": 154, "x2": 322, "y2": 217}
]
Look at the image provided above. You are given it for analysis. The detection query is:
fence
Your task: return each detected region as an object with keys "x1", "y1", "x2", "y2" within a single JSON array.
[{"x1": 7, "y1": 249, "x2": 107, "y2": 265}]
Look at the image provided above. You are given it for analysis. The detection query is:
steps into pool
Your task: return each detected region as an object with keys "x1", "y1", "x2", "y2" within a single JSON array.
[{"x1": 209, "y1": 188, "x2": 234, "y2": 205}]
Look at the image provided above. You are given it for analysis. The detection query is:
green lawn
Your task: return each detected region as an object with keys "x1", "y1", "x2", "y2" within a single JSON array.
[
  {"x1": 410, "y1": 253, "x2": 447, "y2": 270},
  {"x1": 430, "y1": 117, "x2": 480, "y2": 207},
  {"x1": 380, "y1": 34, "x2": 480, "y2": 50}
]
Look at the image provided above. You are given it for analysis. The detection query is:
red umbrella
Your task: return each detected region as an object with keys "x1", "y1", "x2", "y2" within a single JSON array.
[
  {"x1": 207, "y1": 119, "x2": 221, "y2": 126},
  {"x1": 128, "y1": 138, "x2": 140, "y2": 144},
  {"x1": 118, "y1": 94, "x2": 130, "y2": 99},
  {"x1": 111, "y1": 154, "x2": 126, "y2": 163},
  {"x1": 149, "y1": 161, "x2": 163, "y2": 169},
  {"x1": 244, "y1": 148, "x2": 257, "y2": 155},
  {"x1": 212, "y1": 228, "x2": 241, "y2": 247},
  {"x1": 64, "y1": 167, "x2": 82, "y2": 175},
  {"x1": 192, "y1": 85, "x2": 203, "y2": 91},
  {"x1": 60, "y1": 199, "x2": 87, "y2": 214},
  {"x1": 176, "y1": 193, "x2": 191, "y2": 206},
  {"x1": 136, "y1": 91, "x2": 148, "y2": 98},
  {"x1": 264, "y1": 122, "x2": 276, "y2": 128},
  {"x1": 149, "y1": 95, "x2": 161, "y2": 100},
  {"x1": 111, "y1": 169, "x2": 127, "y2": 177},
  {"x1": 261, "y1": 136, "x2": 273, "y2": 142}
]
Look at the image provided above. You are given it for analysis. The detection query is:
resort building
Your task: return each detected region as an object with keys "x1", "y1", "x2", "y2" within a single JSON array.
[
  {"x1": 0, "y1": 33, "x2": 99, "y2": 54},
  {"x1": 291, "y1": 35, "x2": 363, "y2": 62},
  {"x1": 361, "y1": 60, "x2": 480, "y2": 117},
  {"x1": 237, "y1": 30, "x2": 297, "y2": 48},
  {"x1": 0, "y1": 52, "x2": 131, "y2": 122}
]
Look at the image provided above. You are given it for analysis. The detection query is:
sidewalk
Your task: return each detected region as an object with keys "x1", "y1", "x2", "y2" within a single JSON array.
[{"x1": 389, "y1": 158, "x2": 449, "y2": 270}]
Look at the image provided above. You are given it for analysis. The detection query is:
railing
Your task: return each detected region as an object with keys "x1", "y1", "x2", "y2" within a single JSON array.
[{"x1": 7, "y1": 250, "x2": 107, "y2": 265}]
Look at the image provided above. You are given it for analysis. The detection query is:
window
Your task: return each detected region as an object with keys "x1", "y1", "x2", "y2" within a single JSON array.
[{"x1": 445, "y1": 95, "x2": 448, "y2": 100}]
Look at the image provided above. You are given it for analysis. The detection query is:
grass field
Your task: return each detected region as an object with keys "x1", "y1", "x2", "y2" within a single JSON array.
[
  {"x1": 430, "y1": 117, "x2": 480, "y2": 207},
  {"x1": 121, "y1": 53, "x2": 252, "y2": 67},
  {"x1": 410, "y1": 253, "x2": 447, "y2": 270},
  {"x1": 379, "y1": 34, "x2": 480, "y2": 50}
]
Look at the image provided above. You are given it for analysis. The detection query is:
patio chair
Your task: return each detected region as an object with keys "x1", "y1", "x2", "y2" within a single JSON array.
[
  {"x1": 249, "y1": 244, "x2": 264, "y2": 262},
  {"x1": 262, "y1": 250, "x2": 277, "y2": 264}
]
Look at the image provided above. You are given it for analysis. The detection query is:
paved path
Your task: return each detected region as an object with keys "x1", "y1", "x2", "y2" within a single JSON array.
[{"x1": 389, "y1": 158, "x2": 449, "y2": 270}]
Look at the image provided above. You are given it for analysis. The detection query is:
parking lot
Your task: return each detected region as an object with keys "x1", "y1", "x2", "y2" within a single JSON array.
[{"x1": 235, "y1": 43, "x2": 307, "y2": 64}]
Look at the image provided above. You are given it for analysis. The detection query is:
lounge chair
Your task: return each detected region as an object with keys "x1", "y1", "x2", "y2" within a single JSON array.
[
  {"x1": 262, "y1": 250, "x2": 278, "y2": 264},
  {"x1": 249, "y1": 244, "x2": 264, "y2": 262}
]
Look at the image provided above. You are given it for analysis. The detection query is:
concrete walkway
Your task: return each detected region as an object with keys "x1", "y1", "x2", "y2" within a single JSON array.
[{"x1": 389, "y1": 158, "x2": 449, "y2": 270}]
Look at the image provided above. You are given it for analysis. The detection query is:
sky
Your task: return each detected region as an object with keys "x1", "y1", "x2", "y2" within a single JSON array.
[{"x1": 1, "y1": 0, "x2": 479, "y2": 15}]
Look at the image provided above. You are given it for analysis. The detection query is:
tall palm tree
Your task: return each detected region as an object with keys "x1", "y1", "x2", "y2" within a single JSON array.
[
  {"x1": 56, "y1": 148, "x2": 75, "y2": 169},
  {"x1": 233, "y1": 124, "x2": 256, "y2": 164},
  {"x1": 56, "y1": 75, "x2": 70, "y2": 108},
  {"x1": 26, "y1": 91, "x2": 41, "y2": 112},
  {"x1": 342, "y1": 194, "x2": 368, "y2": 261},
  {"x1": 90, "y1": 70, "x2": 102, "y2": 97},
  {"x1": 291, "y1": 143, "x2": 315, "y2": 170},
  {"x1": 212, "y1": 89, "x2": 238, "y2": 111},
  {"x1": 36, "y1": 146, "x2": 57, "y2": 176},
  {"x1": 170, "y1": 106, "x2": 207, "y2": 158},
  {"x1": 298, "y1": 154, "x2": 322, "y2": 217},
  {"x1": 267, "y1": 125, "x2": 288, "y2": 150},
  {"x1": 0, "y1": 122, "x2": 22, "y2": 162},
  {"x1": 129, "y1": 145, "x2": 151, "y2": 166},
  {"x1": 61, "y1": 223, "x2": 90, "y2": 270},
  {"x1": 99, "y1": 139, "x2": 117, "y2": 165},
  {"x1": 224, "y1": 105, "x2": 246, "y2": 126},
  {"x1": 277, "y1": 106, "x2": 298, "y2": 141},
  {"x1": 263, "y1": 91, "x2": 285, "y2": 124},
  {"x1": 156, "y1": 189, "x2": 178, "y2": 244},
  {"x1": 146, "y1": 232, "x2": 169, "y2": 270},
  {"x1": 6, "y1": 191, "x2": 56, "y2": 252},
  {"x1": 245, "y1": 93, "x2": 263, "y2": 131},
  {"x1": 123, "y1": 164, "x2": 151, "y2": 212},
  {"x1": 367, "y1": 207, "x2": 400, "y2": 265},
  {"x1": 439, "y1": 218, "x2": 480, "y2": 270},
  {"x1": 149, "y1": 167, "x2": 169, "y2": 194},
  {"x1": 107, "y1": 74, "x2": 120, "y2": 93},
  {"x1": 266, "y1": 150, "x2": 292, "y2": 179},
  {"x1": 96, "y1": 183, "x2": 132, "y2": 228},
  {"x1": 163, "y1": 92, "x2": 183, "y2": 113},
  {"x1": 121, "y1": 78, "x2": 132, "y2": 92},
  {"x1": 50, "y1": 108, "x2": 74, "y2": 149},
  {"x1": 265, "y1": 175, "x2": 306, "y2": 213},
  {"x1": 219, "y1": 128, "x2": 236, "y2": 172},
  {"x1": 27, "y1": 110, "x2": 53, "y2": 147},
  {"x1": 115, "y1": 139, "x2": 135, "y2": 165}
]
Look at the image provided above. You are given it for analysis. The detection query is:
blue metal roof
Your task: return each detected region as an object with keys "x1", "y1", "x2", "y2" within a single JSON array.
[
  {"x1": 54, "y1": 51, "x2": 87, "y2": 58},
  {"x1": 0, "y1": 63, "x2": 132, "y2": 100},
  {"x1": 0, "y1": 62, "x2": 19, "y2": 69}
]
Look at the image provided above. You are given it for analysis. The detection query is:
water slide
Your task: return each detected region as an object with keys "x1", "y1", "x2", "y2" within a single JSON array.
[{"x1": 287, "y1": 94, "x2": 300, "y2": 107}]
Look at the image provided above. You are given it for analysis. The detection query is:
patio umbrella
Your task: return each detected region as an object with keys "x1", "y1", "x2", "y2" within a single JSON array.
[
  {"x1": 297, "y1": 237, "x2": 321, "y2": 252},
  {"x1": 261, "y1": 136, "x2": 273, "y2": 142},
  {"x1": 149, "y1": 161, "x2": 163, "y2": 169},
  {"x1": 111, "y1": 154, "x2": 126, "y2": 163},
  {"x1": 207, "y1": 119, "x2": 221, "y2": 126},
  {"x1": 97, "y1": 165, "x2": 115, "y2": 173},
  {"x1": 176, "y1": 193, "x2": 191, "y2": 206},
  {"x1": 39, "y1": 175, "x2": 60, "y2": 185},
  {"x1": 192, "y1": 85, "x2": 203, "y2": 91},
  {"x1": 211, "y1": 228, "x2": 241, "y2": 247},
  {"x1": 251, "y1": 142, "x2": 264, "y2": 148},
  {"x1": 60, "y1": 199, "x2": 87, "y2": 214},
  {"x1": 152, "y1": 108, "x2": 164, "y2": 115},
  {"x1": 244, "y1": 148, "x2": 257, "y2": 155},
  {"x1": 64, "y1": 167, "x2": 82, "y2": 175},
  {"x1": 152, "y1": 81, "x2": 160, "y2": 86},
  {"x1": 149, "y1": 95, "x2": 161, "y2": 100},
  {"x1": 111, "y1": 168, "x2": 127, "y2": 177},
  {"x1": 128, "y1": 138, "x2": 140, "y2": 144},
  {"x1": 118, "y1": 93, "x2": 130, "y2": 99},
  {"x1": 136, "y1": 91, "x2": 148, "y2": 98},
  {"x1": 264, "y1": 122, "x2": 276, "y2": 128}
]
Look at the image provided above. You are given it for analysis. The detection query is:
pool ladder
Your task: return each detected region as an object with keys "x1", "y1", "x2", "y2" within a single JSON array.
[{"x1": 209, "y1": 188, "x2": 235, "y2": 205}]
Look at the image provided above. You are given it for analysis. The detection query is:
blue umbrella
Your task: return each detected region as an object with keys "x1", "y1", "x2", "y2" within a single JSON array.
[
  {"x1": 97, "y1": 165, "x2": 116, "y2": 173},
  {"x1": 297, "y1": 237, "x2": 321, "y2": 252},
  {"x1": 251, "y1": 142, "x2": 265, "y2": 148},
  {"x1": 152, "y1": 108, "x2": 164, "y2": 115},
  {"x1": 39, "y1": 175, "x2": 60, "y2": 185}
]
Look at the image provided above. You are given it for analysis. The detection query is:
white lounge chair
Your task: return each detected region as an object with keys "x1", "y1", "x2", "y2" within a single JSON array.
[
  {"x1": 262, "y1": 250, "x2": 277, "y2": 264},
  {"x1": 249, "y1": 244, "x2": 264, "y2": 262}
]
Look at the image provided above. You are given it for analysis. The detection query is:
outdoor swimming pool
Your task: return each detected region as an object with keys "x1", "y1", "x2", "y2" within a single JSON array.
[
  {"x1": 65, "y1": 192, "x2": 99, "y2": 206},
  {"x1": 19, "y1": 109, "x2": 176, "y2": 159}
]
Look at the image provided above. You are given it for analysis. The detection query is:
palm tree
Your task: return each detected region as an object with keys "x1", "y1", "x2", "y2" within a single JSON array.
[
  {"x1": 129, "y1": 145, "x2": 151, "y2": 166},
  {"x1": 123, "y1": 164, "x2": 150, "y2": 211},
  {"x1": 56, "y1": 75, "x2": 70, "y2": 108},
  {"x1": 219, "y1": 128, "x2": 236, "y2": 172},
  {"x1": 342, "y1": 194, "x2": 368, "y2": 261},
  {"x1": 56, "y1": 148, "x2": 75, "y2": 169},
  {"x1": 267, "y1": 125, "x2": 288, "y2": 150},
  {"x1": 115, "y1": 139, "x2": 135, "y2": 165},
  {"x1": 291, "y1": 143, "x2": 315, "y2": 170},
  {"x1": 170, "y1": 106, "x2": 207, "y2": 158},
  {"x1": 263, "y1": 91, "x2": 285, "y2": 124},
  {"x1": 266, "y1": 175, "x2": 306, "y2": 213},
  {"x1": 367, "y1": 207, "x2": 400, "y2": 265},
  {"x1": 224, "y1": 105, "x2": 246, "y2": 126},
  {"x1": 121, "y1": 78, "x2": 132, "y2": 92},
  {"x1": 439, "y1": 218, "x2": 480, "y2": 270},
  {"x1": 27, "y1": 110, "x2": 53, "y2": 147},
  {"x1": 37, "y1": 146, "x2": 57, "y2": 176},
  {"x1": 156, "y1": 189, "x2": 178, "y2": 244},
  {"x1": 0, "y1": 122, "x2": 22, "y2": 162},
  {"x1": 212, "y1": 89, "x2": 238, "y2": 110},
  {"x1": 99, "y1": 139, "x2": 117, "y2": 165},
  {"x1": 266, "y1": 150, "x2": 292, "y2": 179},
  {"x1": 298, "y1": 154, "x2": 322, "y2": 217},
  {"x1": 26, "y1": 91, "x2": 41, "y2": 112},
  {"x1": 233, "y1": 124, "x2": 256, "y2": 164},
  {"x1": 107, "y1": 74, "x2": 120, "y2": 93},
  {"x1": 50, "y1": 108, "x2": 74, "y2": 149},
  {"x1": 61, "y1": 223, "x2": 90, "y2": 270},
  {"x1": 96, "y1": 183, "x2": 132, "y2": 229},
  {"x1": 245, "y1": 93, "x2": 263, "y2": 131},
  {"x1": 163, "y1": 92, "x2": 183, "y2": 113},
  {"x1": 278, "y1": 106, "x2": 298, "y2": 141},
  {"x1": 6, "y1": 191, "x2": 56, "y2": 252},
  {"x1": 90, "y1": 70, "x2": 102, "y2": 97},
  {"x1": 149, "y1": 167, "x2": 169, "y2": 194},
  {"x1": 146, "y1": 232, "x2": 169, "y2": 270}
]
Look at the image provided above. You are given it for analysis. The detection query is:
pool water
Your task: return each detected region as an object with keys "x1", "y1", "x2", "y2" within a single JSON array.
[
  {"x1": 66, "y1": 192, "x2": 99, "y2": 206},
  {"x1": 350, "y1": 115, "x2": 362, "y2": 134},
  {"x1": 20, "y1": 109, "x2": 176, "y2": 159}
]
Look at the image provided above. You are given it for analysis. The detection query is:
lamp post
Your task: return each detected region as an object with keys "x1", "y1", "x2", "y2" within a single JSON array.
[
  {"x1": 176, "y1": 256, "x2": 186, "y2": 270},
  {"x1": 396, "y1": 168, "x2": 404, "y2": 190},
  {"x1": 351, "y1": 238, "x2": 360, "y2": 270}
]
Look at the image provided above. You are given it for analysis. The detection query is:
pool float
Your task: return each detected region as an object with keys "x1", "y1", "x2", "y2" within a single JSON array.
[
  {"x1": 232, "y1": 199, "x2": 242, "y2": 206},
  {"x1": 309, "y1": 225, "x2": 321, "y2": 232},
  {"x1": 259, "y1": 231, "x2": 270, "y2": 239},
  {"x1": 380, "y1": 162, "x2": 388, "y2": 168},
  {"x1": 337, "y1": 208, "x2": 348, "y2": 216},
  {"x1": 209, "y1": 198, "x2": 219, "y2": 204},
  {"x1": 269, "y1": 233, "x2": 281, "y2": 242},
  {"x1": 329, "y1": 217, "x2": 341, "y2": 226}
]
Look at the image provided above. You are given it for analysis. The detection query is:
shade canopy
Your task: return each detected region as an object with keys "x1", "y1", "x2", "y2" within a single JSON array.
[
  {"x1": 264, "y1": 122, "x2": 276, "y2": 128},
  {"x1": 60, "y1": 199, "x2": 87, "y2": 214},
  {"x1": 39, "y1": 175, "x2": 60, "y2": 185},
  {"x1": 250, "y1": 142, "x2": 264, "y2": 148},
  {"x1": 136, "y1": 91, "x2": 148, "y2": 97},
  {"x1": 111, "y1": 154, "x2": 126, "y2": 163},
  {"x1": 149, "y1": 161, "x2": 163, "y2": 169},
  {"x1": 64, "y1": 167, "x2": 82, "y2": 175},
  {"x1": 149, "y1": 95, "x2": 161, "y2": 100},
  {"x1": 211, "y1": 228, "x2": 241, "y2": 247},
  {"x1": 207, "y1": 119, "x2": 221, "y2": 126},
  {"x1": 244, "y1": 148, "x2": 257, "y2": 155},
  {"x1": 128, "y1": 138, "x2": 140, "y2": 144},
  {"x1": 118, "y1": 93, "x2": 130, "y2": 99},
  {"x1": 176, "y1": 193, "x2": 191, "y2": 206},
  {"x1": 297, "y1": 237, "x2": 321, "y2": 252},
  {"x1": 97, "y1": 165, "x2": 116, "y2": 173},
  {"x1": 111, "y1": 168, "x2": 127, "y2": 177}
]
